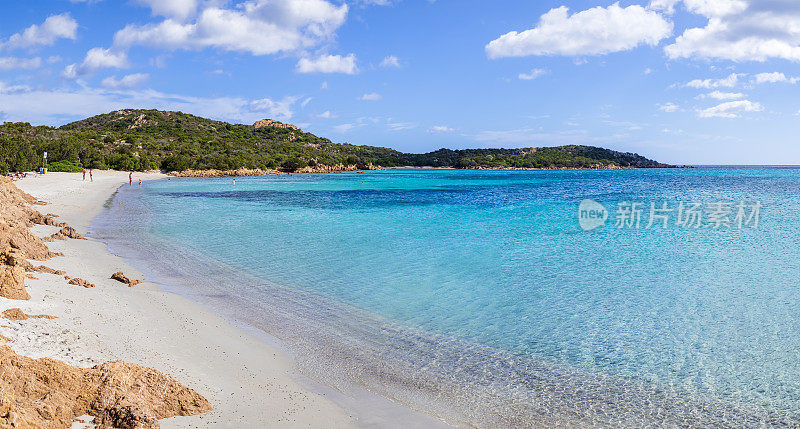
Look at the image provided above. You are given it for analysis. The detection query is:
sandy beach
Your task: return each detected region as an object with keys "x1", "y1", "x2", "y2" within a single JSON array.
[{"x1": 2, "y1": 171, "x2": 359, "y2": 427}]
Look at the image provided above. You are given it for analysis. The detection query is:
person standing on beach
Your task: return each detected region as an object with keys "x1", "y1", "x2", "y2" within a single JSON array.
[
  {"x1": 129, "y1": 172, "x2": 132, "y2": 186},
  {"x1": 82, "y1": 169, "x2": 86, "y2": 181},
  {"x1": 89, "y1": 169, "x2": 93, "y2": 182}
]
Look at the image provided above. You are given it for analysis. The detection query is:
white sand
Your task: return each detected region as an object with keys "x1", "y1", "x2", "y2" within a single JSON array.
[{"x1": 4, "y1": 171, "x2": 362, "y2": 427}]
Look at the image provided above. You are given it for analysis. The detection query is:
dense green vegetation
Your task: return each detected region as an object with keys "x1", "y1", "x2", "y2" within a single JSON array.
[
  {"x1": 0, "y1": 109, "x2": 670, "y2": 174},
  {"x1": 47, "y1": 160, "x2": 83, "y2": 172}
]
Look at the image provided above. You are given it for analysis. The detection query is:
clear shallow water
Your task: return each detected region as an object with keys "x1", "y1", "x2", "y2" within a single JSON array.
[{"x1": 93, "y1": 169, "x2": 800, "y2": 427}]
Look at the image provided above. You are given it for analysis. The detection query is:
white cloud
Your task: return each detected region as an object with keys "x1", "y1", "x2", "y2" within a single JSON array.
[
  {"x1": 753, "y1": 72, "x2": 799, "y2": 84},
  {"x1": 485, "y1": 4, "x2": 672, "y2": 58},
  {"x1": 658, "y1": 102, "x2": 680, "y2": 112},
  {"x1": 0, "y1": 57, "x2": 42, "y2": 71},
  {"x1": 380, "y1": 55, "x2": 400, "y2": 68},
  {"x1": 686, "y1": 73, "x2": 743, "y2": 88},
  {"x1": 665, "y1": 2, "x2": 800, "y2": 62},
  {"x1": 387, "y1": 121, "x2": 415, "y2": 131},
  {"x1": 699, "y1": 90, "x2": 745, "y2": 100},
  {"x1": 316, "y1": 110, "x2": 336, "y2": 118},
  {"x1": 648, "y1": 0, "x2": 681, "y2": 14},
  {"x1": 333, "y1": 123, "x2": 356, "y2": 132},
  {"x1": 0, "y1": 86, "x2": 299, "y2": 125},
  {"x1": 101, "y1": 73, "x2": 150, "y2": 89},
  {"x1": 518, "y1": 68, "x2": 547, "y2": 80},
  {"x1": 296, "y1": 53, "x2": 358, "y2": 74},
  {"x1": 697, "y1": 100, "x2": 763, "y2": 118},
  {"x1": 136, "y1": 0, "x2": 198, "y2": 20},
  {"x1": 114, "y1": 0, "x2": 348, "y2": 56},
  {"x1": 428, "y1": 125, "x2": 454, "y2": 133},
  {"x1": 0, "y1": 82, "x2": 32, "y2": 95},
  {"x1": 359, "y1": 92, "x2": 382, "y2": 101},
  {"x1": 3, "y1": 13, "x2": 78, "y2": 50},
  {"x1": 63, "y1": 48, "x2": 128, "y2": 78}
]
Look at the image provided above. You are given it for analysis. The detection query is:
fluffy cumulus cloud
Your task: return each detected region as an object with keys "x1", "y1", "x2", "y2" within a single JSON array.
[
  {"x1": 2, "y1": 13, "x2": 78, "y2": 50},
  {"x1": 485, "y1": 4, "x2": 672, "y2": 58},
  {"x1": 136, "y1": 0, "x2": 199, "y2": 20},
  {"x1": 700, "y1": 90, "x2": 745, "y2": 100},
  {"x1": 101, "y1": 73, "x2": 150, "y2": 89},
  {"x1": 115, "y1": 0, "x2": 348, "y2": 56},
  {"x1": 63, "y1": 48, "x2": 128, "y2": 78},
  {"x1": 698, "y1": 99, "x2": 763, "y2": 118},
  {"x1": 0, "y1": 57, "x2": 42, "y2": 71},
  {"x1": 686, "y1": 73, "x2": 743, "y2": 88},
  {"x1": 296, "y1": 54, "x2": 358, "y2": 74},
  {"x1": 753, "y1": 72, "x2": 799, "y2": 84},
  {"x1": 665, "y1": 1, "x2": 800, "y2": 62},
  {"x1": 0, "y1": 85, "x2": 299, "y2": 125}
]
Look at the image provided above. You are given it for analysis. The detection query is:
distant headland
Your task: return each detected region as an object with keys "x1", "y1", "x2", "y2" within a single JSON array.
[{"x1": 0, "y1": 109, "x2": 678, "y2": 175}]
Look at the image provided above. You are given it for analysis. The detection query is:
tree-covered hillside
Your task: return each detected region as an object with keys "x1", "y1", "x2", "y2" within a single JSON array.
[{"x1": 0, "y1": 109, "x2": 671, "y2": 173}]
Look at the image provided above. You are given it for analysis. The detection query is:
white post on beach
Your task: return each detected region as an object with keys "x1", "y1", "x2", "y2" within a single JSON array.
[{"x1": 42, "y1": 151, "x2": 48, "y2": 174}]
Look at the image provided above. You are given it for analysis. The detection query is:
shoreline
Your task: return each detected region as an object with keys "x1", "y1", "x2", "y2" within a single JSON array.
[{"x1": 6, "y1": 171, "x2": 363, "y2": 426}]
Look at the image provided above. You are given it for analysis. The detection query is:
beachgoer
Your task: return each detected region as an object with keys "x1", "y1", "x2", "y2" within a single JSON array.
[
  {"x1": 83, "y1": 169, "x2": 86, "y2": 181},
  {"x1": 129, "y1": 172, "x2": 132, "y2": 186},
  {"x1": 232, "y1": 179, "x2": 236, "y2": 185},
  {"x1": 138, "y1": 179, "x2": 142, "y2": 186},
  {"x1": 89, "y1": 169, "x2": 93, "y2": 182}
]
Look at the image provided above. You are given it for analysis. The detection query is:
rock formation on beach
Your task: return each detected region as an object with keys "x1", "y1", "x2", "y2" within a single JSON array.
[
  {"x1": 0, "y1": 341, "x2": 212, "y2": 428},
  {"x1": 67, "y1": 277, "x2": 96, "y2": 288},
  {"x1": 43, "y1": 226, "x2": 86, "y2": 242},
  {"x1": 2, "y1": 308, "x2": 57, "y2": 320},
  {"x1": 111, "y1": 272, "x2": 142, "y2": 287},
  {"x1": 0, "y1": 176, "x2": 213, "y2": 427},
  {"x1": 168, "y1": 162, "x2": 386, "y2": 177}
]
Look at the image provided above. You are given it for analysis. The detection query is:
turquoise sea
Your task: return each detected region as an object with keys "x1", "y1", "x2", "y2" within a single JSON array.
[{"x1": 93, "y1": 168, "x2": 800, "y2": 426}]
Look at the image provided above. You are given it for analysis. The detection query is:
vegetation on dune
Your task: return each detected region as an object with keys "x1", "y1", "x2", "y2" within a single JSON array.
[{"x1": 0, "y1": 109, "x2": 670, "y2": 174}]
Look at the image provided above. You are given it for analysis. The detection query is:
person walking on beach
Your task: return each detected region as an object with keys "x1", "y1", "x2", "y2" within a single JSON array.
[
  {"x1": 89, "y1": 169, "x2": 93, "y2": 182},
  {"x1": 129, "y1": 171, "x2": 132, "y2": 186},
  {"x1": 82, "y1": 169, "x2": 86, "y2": 181}
]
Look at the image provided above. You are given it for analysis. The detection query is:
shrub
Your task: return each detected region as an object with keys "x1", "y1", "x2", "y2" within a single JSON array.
[{"x1": 48, "y1": 160, "x2": 83, "y2": 172}]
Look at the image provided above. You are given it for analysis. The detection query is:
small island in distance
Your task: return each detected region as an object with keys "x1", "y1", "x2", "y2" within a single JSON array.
[{"x1": 0, "y1": 109, "x2": 678, "y2": 175}]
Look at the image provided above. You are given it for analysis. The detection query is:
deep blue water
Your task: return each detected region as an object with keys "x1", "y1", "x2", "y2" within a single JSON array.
[{"x1": 93, "y1": 168, "x2": 800, "y2": 426}]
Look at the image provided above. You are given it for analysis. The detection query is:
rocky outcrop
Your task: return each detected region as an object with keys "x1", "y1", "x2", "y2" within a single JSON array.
[
  {"x1": 32, "y1": 265, "x2": 66, "y2": 276},
  {"x1": 0, "y1": 344, "x2": 212, "y2": 428},
  {"x1": 295, "y1": 163, "x2": 386, "y2": 173},
  {"x1": 168, "y1": 168, "x2": 281, "y2": 178},
  {"x1": 169, "y1": 163, "x2": 386, "y2": 177},
  {"x1": 111, "y1": 272, "x2": 142, "y2": 287},
  {"x1": 67, "y1": 278, "x2": 95, "y2": 288},
  {"x1": 2, "y1": 308, "x2": 57, "y2": 321},
  {"x1": 0, "y1": 247, "x2": 31, "y2": 300},
  {"x1": 43, "y1": 226, "x2": 86, "y2": 242},
  {"x1": 253, "y1": 119, "x2": 299, "y2": 131}
]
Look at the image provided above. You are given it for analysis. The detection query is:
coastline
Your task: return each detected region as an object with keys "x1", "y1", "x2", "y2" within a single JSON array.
[{"x1": 6, "y1": 171, "x2": 359, "y2": 427}]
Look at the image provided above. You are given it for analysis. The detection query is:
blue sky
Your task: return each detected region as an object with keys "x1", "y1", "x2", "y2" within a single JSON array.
[{"x1": 1, "y1": 0, "x2": 800, "y2": 164}]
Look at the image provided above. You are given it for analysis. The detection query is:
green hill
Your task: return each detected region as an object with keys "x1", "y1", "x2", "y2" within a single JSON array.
[{"x1": 0, "y1": 109, "x2": 671, "y2": 174}]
